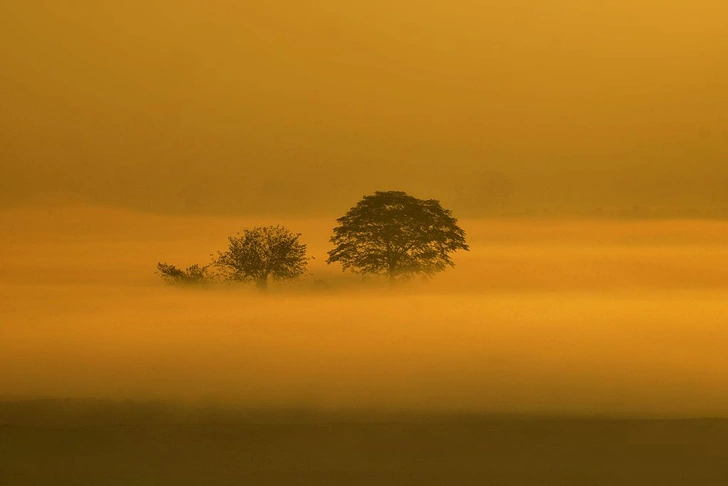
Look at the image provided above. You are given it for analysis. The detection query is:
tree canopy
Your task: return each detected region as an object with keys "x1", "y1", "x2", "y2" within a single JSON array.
[
  {"x1": 327, "y1": 191, "x2": 469, "y2": 282},
  {"x1": 215, "y1": 225, "x2": 308, "y2": 290}
]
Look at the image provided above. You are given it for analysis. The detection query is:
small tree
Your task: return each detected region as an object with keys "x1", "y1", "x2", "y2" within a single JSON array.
[
  {"x1": 215, "y1": 225, "x2": 309, "y2": 290},
  {"x1": 156, "y1": 262, "x2": 209, "y2": 285},
  {"x1": 327, "y1": 191, "x2": 469, "y2": 282}
]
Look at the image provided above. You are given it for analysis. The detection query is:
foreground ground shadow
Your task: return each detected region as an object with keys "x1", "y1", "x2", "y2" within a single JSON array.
[{"x1": 1, "y1": 400, "x2": 727, "y2": 486}]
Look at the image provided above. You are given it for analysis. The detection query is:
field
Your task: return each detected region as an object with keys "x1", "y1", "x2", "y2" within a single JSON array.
[{"x1": 2, "y1": 205, "x2": 728, "y2": 484}]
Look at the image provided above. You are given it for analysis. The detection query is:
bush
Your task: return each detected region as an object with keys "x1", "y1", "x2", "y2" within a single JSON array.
[{"x1": 156, "y1": 262, "x2": 209, "y2": 285}]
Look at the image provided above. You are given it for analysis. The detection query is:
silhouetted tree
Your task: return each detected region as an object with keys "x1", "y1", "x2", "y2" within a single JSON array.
[
  {"x1": 156, "y1": 263, "x2": 209, "y2": 285},
  {"x1": 215, "y1": 225, "x2": 308, "y2": 290},
  {"x1": 327, "y1": 191, "x2": 469, "y2": 282}
]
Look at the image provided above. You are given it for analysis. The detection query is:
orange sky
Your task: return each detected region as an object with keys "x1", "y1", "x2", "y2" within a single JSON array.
[{"x1": 1, "y1": 0, "x2": 727, "y2": 214}]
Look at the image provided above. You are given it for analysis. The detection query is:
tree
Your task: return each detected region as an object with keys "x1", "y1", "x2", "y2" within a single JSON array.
[
  {"x1": 214, "y1": 225, "x2": 309, "y2": 290},
  {"x1": 327, "y1": 191, "x2": 469, "y2": 282},
  {"x1": 156, "y1": 263, "x2": 209, "y2": 285}
]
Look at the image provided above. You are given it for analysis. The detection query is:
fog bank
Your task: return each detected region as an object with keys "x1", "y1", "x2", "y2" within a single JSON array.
[{"x1": 2, "y1": 207, "x2": 728, "y2": 417}]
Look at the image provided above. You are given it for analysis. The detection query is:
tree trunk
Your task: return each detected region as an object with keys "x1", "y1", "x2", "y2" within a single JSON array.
[
  {"x1": 256, "y1": 276, "x2": 268, "y2": 291},
  {"x1": 386, "y1": 243, "x2": 396, "y2": 286}
]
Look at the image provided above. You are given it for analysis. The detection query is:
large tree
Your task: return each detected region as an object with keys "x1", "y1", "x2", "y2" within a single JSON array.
[
  {"x1": 215, "y1": 225, "x2": 308, "y2": 290},
  {"x1": 327, "y1": 191, "x2": 469, "y2": 282}
]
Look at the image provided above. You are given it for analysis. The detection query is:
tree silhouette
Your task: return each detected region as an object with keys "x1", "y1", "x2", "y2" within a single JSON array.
[
  {"x1": 215, "y1": 225, "x2": 308, "y2": 290},
  {"x1": 156, "y1": 263, "x2": 209, "y2": 285},
  {"x1": 327, "y1": 191, "x2": 469, "y2": 282}
]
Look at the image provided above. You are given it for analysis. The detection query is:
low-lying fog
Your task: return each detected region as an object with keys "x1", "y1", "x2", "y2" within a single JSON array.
[{"x1": 2, "y1": 206, "x2": 728, "y2": 417}]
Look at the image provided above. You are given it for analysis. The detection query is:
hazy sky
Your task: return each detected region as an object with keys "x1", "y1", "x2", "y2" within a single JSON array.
[{"x1": 1, "y1": 0, "x2": 727, "y2": 214}]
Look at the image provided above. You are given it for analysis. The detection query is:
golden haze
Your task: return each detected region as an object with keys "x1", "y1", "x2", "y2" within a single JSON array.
[
  {"x1": 1, "y1": 0, "x2": 727, "y2": 214},
  {"x1": 2, "y1": 206, "x2": 728, "y2": 417}
]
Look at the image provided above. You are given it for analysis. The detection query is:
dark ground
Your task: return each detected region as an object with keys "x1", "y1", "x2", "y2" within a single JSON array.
[{"x1": 1, "y1": 400, "x2": 727, "y2": 485}]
